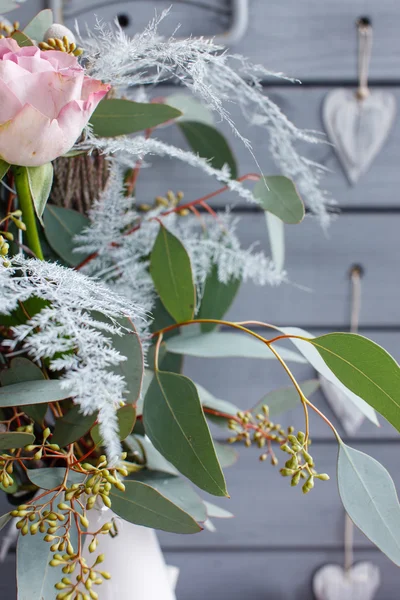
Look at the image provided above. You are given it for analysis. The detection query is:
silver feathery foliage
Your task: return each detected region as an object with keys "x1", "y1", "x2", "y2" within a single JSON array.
[
  {"x1": 0, "y1": 258, "x2": 145, "y2": 464},
  {"x1": 80, "y1": 10, "x2": 333, "y2": 225},
  {"x1": 75, "y1": 163, "x2": 284, "y2": 316}
]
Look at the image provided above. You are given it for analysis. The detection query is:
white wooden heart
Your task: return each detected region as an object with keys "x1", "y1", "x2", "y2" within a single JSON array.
[
  {"x1": 323, "y1": 89, "x2": 396, "y2": 184},
  {"x1": 319, "y1": 375, "x2": 365, "y2": 435},
  {"x1": 313, "y1": 562, "x2": 380, "y2": 600}
]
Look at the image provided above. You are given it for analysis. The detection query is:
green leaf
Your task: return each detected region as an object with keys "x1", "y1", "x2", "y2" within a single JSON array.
[
  {"x1": 52, "y1": 405, "x2": 97, "y2": 448},
  {"x1": 0, "y1": 379, "x2": 69, "y2": 408},
  {"x1": 167, "y1": 93, "x2": 214, "y2": 125},
  {"x1": 26, "y1": 164, "x2": 53, "y2": 224},
  {"x1": 166, "y1": 330, "x2": 306, "y2": 363},
  {"x1": 251, "y1": 379, "x2": 320, "y2": 418},
  {"x1": 0, "y1": 432, "x2": 34, "y2": 450},
  {"x1": 278, "y1": 327, "x2": 379, "y2": 426},
  {"x1": 110, "y1": 480, "x2": 201, "y2": 533},
  {"x1": 150, "y1": 225, "x2": 196, "y2": 323},
  {"x1": 204, "y1": 501, "x2": 233, "y2": 519},
  {"x1": 310, "y1": 333, "x2": 400, "y2": 431},
  {"x1": 27, "y1": 468, "x2": 86, "y2": 490},
  {"x1": 90, "y1": 99, "x2": 181, "y2": 137},
  {"x1": 43, "y1": 205, "x2": 89, "y2": 266},
  {"x1": 143, "y1": 370, "x2": 227, "y2": 496},
  {"x1": 196, "y1": 382, "x2": 239, "y2": 427},
  {"x1": 91, "y1": 405, "x2": 136, "y2": 446},
  {"x1": 11, "y1": 31, "x2": 34, "y2": 47},
  {"x1": 23, "y1": 9, "x2": 53, "y2": 40},
  {"x1": 0, "y1": 358, "x2": 47, "y2": 423},
  {"x1": 197, "y1": 266, "x2": 241, "y2": 332},
  {"x1": 214, "y1": 441, "x2": 238, "y2": 468},
  {"x1": 17, "y1": 490, "x2": 80, "y2": 599},
  {"x1": 0, "y1": 296, "x2": 48, "y2": 327},
  {"x1": 338, "y1": 442, "x2": 400, "y2": 565},
  {"x1": 253, "y1": 176, "x2": 305, "y2": 224},
  {"x1": 266, "y1": 212, "x2": 285, "y2": 272},
  {"x1": 128, "y1": 434, "x2": 179, "y2": 475},
  {"x1": 132, "y1": 471, "x2": 207, "y2": 522},
  {"x1": 179, "y1": 121, "x2": 238, "y2": 179},
  {"x1": 0, "y1": 159, "x2": 10, "y2": 181},
  {"x1": 0, "y1": 0, "x2": 18, "y2": 13},
  {"x1": 0, "y1": 512, "x2": 12, "y2": 532}
]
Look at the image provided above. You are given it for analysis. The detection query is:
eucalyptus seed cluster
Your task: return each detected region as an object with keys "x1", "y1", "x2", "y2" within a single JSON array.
[
  {"x1": 227, "y1": 406, "x2": 289, "y2": 465},
  {"x1": 39, "y1": 36, "x2": 83, "y2": 57},
  {"x1": 0, "y1": 451, "x2": 15, "y2": 488},
  {"x1": 139, "y1": 190, "x2": 189, "y2": 216},
  {"x1": 280, "y1": 431, "x2": 330, "y2": 494},
  {"x1": 0, "y1": 209, "x2": 26, "y2": 266},
  {"x1": 0, "y1": 20, "x2": 19, "y2": 38},
  {"x1": 52, "y1": 551, "x2": 111, "y2": 600}
]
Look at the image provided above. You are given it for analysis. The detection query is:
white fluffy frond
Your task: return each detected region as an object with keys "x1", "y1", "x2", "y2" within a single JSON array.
[
  {"x1": 1, "y1": 258, "x2": 146, "y2": 464},
  {"x1": 76, "y1": 164, "x2": 284, "y2": 319},
  {"x1": 81, "y1": 12, "x2": 334, "y2": 224}
]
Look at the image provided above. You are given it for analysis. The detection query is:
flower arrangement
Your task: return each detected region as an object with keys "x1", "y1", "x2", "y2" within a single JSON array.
[{"x1": 0, "y1": 5, "x2": 400, "y2": 599}]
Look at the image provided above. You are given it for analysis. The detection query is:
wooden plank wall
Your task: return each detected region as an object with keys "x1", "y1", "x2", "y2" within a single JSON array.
[{"x1": 1, "y1": 1, "x2": 400, "y2": 597}]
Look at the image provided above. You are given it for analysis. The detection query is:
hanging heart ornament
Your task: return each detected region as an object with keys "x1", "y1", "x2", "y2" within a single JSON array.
[
  {"x1": 313, "y1": 562, "x2": 380, "y2": 600},
  {"x1": 323, "y1": 88, "x2": 396, "y2": 184}
]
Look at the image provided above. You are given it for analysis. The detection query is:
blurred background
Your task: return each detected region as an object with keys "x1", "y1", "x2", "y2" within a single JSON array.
[{"x1": 1, "y1": 1, "x2": 400, "y2": 598}]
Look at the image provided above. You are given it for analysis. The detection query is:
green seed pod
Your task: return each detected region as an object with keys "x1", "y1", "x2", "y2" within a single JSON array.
[
  {"x1": 101, "y1": 522, "x2": 113, "y2": 533},
  {"x1": 297, "y1": 431, "x2": 306, "y2": 444},
  {"x1": 88, "y1": 539, "x2": 97, "y2": 553},
  {"x1": 279, "y1": 468, "x2": 294, "y2": 477},
  {"x1": 21, "y1": 523, "x2": 29, "y2": 536},
  {"x1": 55, "y1": 582, "x2": 67, "y2": 590},
  {"x1": 43, "y1": 428, "x2": 51, "y2": 441},
  {"x1": 50, "y1": 559, "x2": 63, "y2": 567},
  {"x1": 89, "y1": 591, "x2": 98, "y2": 600},
  {"x1": 259, "y1": 453, "x2": 268, "y2": 462},
  {"x1": 58, "y1": 503, "x2": 70, "y2": 512},
  {"x1": 101, "y1": 495, "x2": 112, "y2": 509},
  {"x1": 291, "y1": 471, "x2": 301, "y2": 487},
  {"x1": 315, "y1": 473, "x2": 330, "y2": 481},
  {"x1": 271, "y1": 455, "x2": 279, "y2": 466},
  {"x1": 285, "y1": 456, "x2": 298, "y2": 470},
  {"x1": 80, "y1": 515, "x2": 90, "y2": 529},
  {"x1": 302, "y1": 450, "x2": 314, "y2": 466},
  {"x1": 280, "y1": 444, "x2": 293, "y2": 454},
  {"x1": 29, "y1": 513, "x2": 36, "y2": 522},
  {"x1": 100, "y1": 572, "x2": 111, "y2": 580},
  {"x1": 86, "y1": 497, "x2": 96, "y2": 511}
]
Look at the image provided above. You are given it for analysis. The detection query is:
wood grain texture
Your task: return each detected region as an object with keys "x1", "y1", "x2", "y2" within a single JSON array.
[
  {"x1": 59, "y1": 0, "x2": 228, "y2": 38},
  {"x1": 1, "y1": 549, "x2": 400, "y2": 600},
  {"x1": 138, "y1": 86, "x2": 400, "y2": 209},
  {"x1": 221, "y1": 213, "x2": 400, "y2": 327}
]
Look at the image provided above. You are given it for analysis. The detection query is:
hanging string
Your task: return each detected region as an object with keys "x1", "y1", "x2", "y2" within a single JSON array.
[
  {"x1": 356, "y1": 18, "x2": 373, "y2": 100},
  {"x1": 344, "y1": 265, "x2": 363, "y2": 573}
]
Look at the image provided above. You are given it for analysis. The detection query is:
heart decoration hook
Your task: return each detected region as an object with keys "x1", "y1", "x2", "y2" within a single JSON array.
[{"x1": 323, "y1": 17, "x2": 396, "y2": 185}]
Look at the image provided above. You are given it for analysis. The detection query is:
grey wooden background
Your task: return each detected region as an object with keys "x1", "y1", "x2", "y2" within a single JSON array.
[{"x1": 1, "y1": 0, "x2": 400, "y2": 598}]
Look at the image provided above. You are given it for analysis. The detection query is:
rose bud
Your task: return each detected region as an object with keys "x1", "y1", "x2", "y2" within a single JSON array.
[{"x1": 0, "y1": 38, "x2": 110, "y2": 167}]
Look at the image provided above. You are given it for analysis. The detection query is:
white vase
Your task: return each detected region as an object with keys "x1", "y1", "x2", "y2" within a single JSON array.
[{"x1": 79, "y1": 507, "x2": 178, "y2": 600}]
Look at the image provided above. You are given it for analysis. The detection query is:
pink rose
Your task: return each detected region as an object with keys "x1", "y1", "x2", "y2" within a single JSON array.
[{"x1": 0, "y1": 38, "x2": 110, "y2": 167}]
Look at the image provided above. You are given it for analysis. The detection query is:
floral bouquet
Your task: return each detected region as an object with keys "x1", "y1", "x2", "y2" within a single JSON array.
[{"x1": 0, "y1": 5, "x2": 400, "y2": 600}]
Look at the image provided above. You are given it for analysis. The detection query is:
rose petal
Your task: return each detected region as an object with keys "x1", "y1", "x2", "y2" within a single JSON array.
[
  {"x1": 0, "y1": 78, "x2": 22, "y2": 122},
  {"x1": 42, "y1": 49, "x2": 81, "y2": 73},
  {"x1": 8, "y1": 70, "x2": 85, "y2": 119},
  {"x1": 81, "y1": 77, "x2": 111, "y2": 102},
  {"x1": 0, "y1": 38, "x2": 20, "y2": 59},
  {"x1": 0, "y1": 103, "x2": 70, "y2": 166},
  {"x1": 16, "y1": 47, "x2": 55, "y2": 74},
  {"x1": 0, "y1": 58, "x2": 28, "y2": 84}
]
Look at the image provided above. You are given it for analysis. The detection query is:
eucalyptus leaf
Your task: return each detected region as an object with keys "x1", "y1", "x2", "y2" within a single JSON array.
[
  {"x1": 279, "y1": 327, "x2": 379, "y2": 426},
  {"x1": 252, "y1": 379, "x2": 320, "y2": 418},
  {"x1": 0, "y1": 379, "x2": 69, "y2": 408},
  {"x1": 0, "y1": 512, "x2": 12, "y2": 532},
  {"x1": 27, "y1": 468, "x2": 86, "y2": 490},
  {"x1": 90, "y1": 99, "x2": 181, "y2": 137},
  {"x1": 0, "y1": 358, "x2": 47, "y2": 423},
  {"x1": 195, "y1": 382, "x2": 239, "y2": 425},
  {"x1": 266, "y1": 212, "x2": 285, "y2": 272},
  {"x1": 131, "y1": 471, "x2": 207, "y2": 522},
  {"x1": 214, "y1": 441, "x2": 238, "y2": 468},
  {"x1": 23, "y1": 9, "x2": 53, "y2": 40},
  {"x1": 0, "y1": 432, "x2": 34, "y2": 450},
  {"x1": 43, "y1": 205, "x2": 89, "y2": 266},
  {"x1": 0, "y1": 0, "x2": 18, "y2": 13},
  {"x1": 179, "y1": 121, "x2": 238, "y2": 179},
  {"x1": 204, "y1": 501, "x2": 234, "y2": 519},
  {"x1": 150, "y1": 225, "x2": 196, "y2": 323},
  {"x1": 253, "y1": 176, "x2": 305, "y2": 224},
  {"x1": 197, "y1": 266, "x2": 241, "y2": 333},
  {"x1": 0, "y1": 159, "x2": 10, "y2": 181},
  {"x1": 110, "y1": 480, "x2": 202, "y2": 533},
  {"x1": 11, "y1": 31, "x2": 34, "y2": 47},
  {"x1": 338, "y1": 442, "x2": 400, "y2": 565},
  {"x1": 91, "y1": 405, "x2": 136, "y2": 446},
  {"x1": 143, "y1": 370, "x2": 227, "y2": 496},
  {"x1": 130, "y1": 434, "x2": 179, "y2": 475},
  {"x1": 166, "y1": 331, "x2": 306, "y2": 363},
  {"x1": 167, "y1": 93, "x2": 214, "y2": 125},
  {"x1": 26, "y1": 164, "x2": 53, "y2": 224},
  {"x1": 310, "y1": 333, "x2": 400, "y2": 434},
  {"x1": 52, "y1": 405, "x2": 97, "y2": 448}
]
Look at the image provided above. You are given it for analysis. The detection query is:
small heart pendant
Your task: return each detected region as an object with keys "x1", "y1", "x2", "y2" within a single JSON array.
[
  {"x1": 323, "y1": 89, "x2": 396, "y2": 184},
  {"x1": 313, "y1": 562, "x2": 381, "y2": 600}
]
